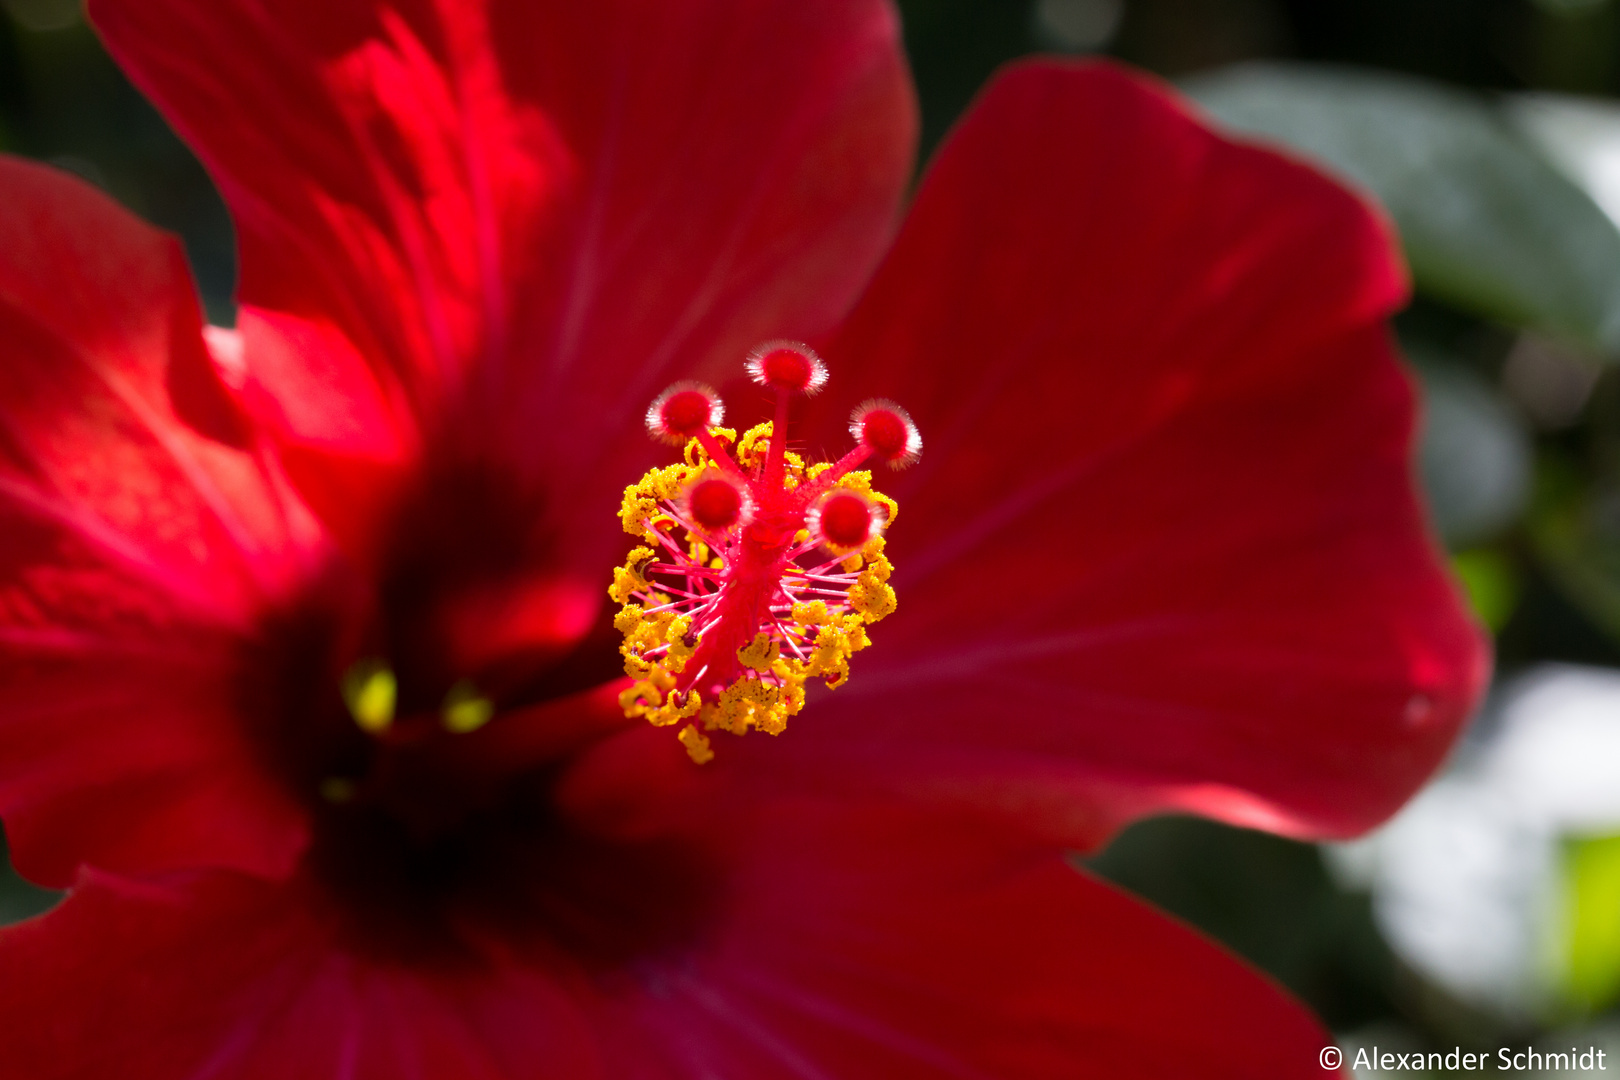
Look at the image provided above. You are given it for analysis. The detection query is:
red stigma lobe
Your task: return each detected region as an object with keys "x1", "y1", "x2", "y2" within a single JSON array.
[
  {"x1": 687, "y1": 476, "x2": 746, "y2": 530},
  {"x1": 850, "y1": 399, "x2": 922, "y2": 467},
  {"x1": 814, "y1": 492, "x2": 877, "y2": 549},
  {"x1": 647, "y1": 382, "x2": 724, "y2": 443},
  {"x1": 745, "y1": 341, "x2": 829, "y2": 395}
]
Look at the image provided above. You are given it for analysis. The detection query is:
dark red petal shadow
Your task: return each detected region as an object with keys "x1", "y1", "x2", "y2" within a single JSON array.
[
  {"x1": 772, "y1": 60, "x2": 1488, "y2": 845},
  {"x1": 0, "y1": 802, "x2": 1335, "y2": 1079},
  {"x1": 89, "y1": 0, "x2": 918, "y2": 567},
  {"x1": 0, "y1": 158, "x2": 317, "y2": 885},
  {"x1": 0, "y1": 869, "x2": 604, "y2": 1080}
]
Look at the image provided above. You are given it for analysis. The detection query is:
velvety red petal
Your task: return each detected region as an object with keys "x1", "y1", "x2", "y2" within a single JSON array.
[
  {"x1": 599, "y1": 801, "x2": 1337, "y2": 1078},
  {"x1": 0, "y1": 869, "x2": 605, "y2": 1080},
  {"x1": 0, "y1": 804, "x2": 1333, "y2": 1078},
  {"x1": 90, "y1": 0, "x2": 917, "y2": 560},
  {"x1": 777, "y1": 60, "x2": 1488, "y2": 844},
  {"x1": 0, "y1": 158, "x2": 316, "y2": 885},
  {"x1": 0, "y1": 799, "x2": 1334, "y2": 1075}
]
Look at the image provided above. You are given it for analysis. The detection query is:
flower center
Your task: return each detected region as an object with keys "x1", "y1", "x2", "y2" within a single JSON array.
[{"x1": 611, "y1": 343, "x2": 920, "y2": 763}]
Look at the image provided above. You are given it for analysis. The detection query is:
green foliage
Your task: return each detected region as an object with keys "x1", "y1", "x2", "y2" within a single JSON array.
[
  {"x1": 1526, "y1": 452, "x2": 1620, "y2": 648},
  {"x1": 1452, "y1": 549, "x2": 1522, "y2": 632},
  {"x1": 1410, "y1": 355, "x2": 1533, "y2": 547},
  {"x1": 1185, "y1": 63, "x2": 1620, "y2": 355},
  {"x1": 1563, "y1": 833, "x2": 1620, "y2": 1012}
]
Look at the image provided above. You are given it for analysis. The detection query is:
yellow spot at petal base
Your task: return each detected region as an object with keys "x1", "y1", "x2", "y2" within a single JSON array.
[
  {"x1": 320, "y1": 777, "x2": 356, "y2": 803},
  {"x1": 342, "y1": 660, "x2": 397, "y2": 734},
  {"x1": 442, "y1": 680, "x2": 496, "y2": 734}
]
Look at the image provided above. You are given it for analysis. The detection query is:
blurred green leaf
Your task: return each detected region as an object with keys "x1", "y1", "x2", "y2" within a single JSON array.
[
  {"x1": 1452, "y1": 549, "x2": 1521, "y2": 632},
  {"x1": 1185, "y1": 63, "x2": 1620, "y2": 354},
  {"x1": 1563, "y1": 833, "x2": 1620, "y2": 1011},
  {"x1": 1527, "y1": 456, "x2": 1620, "y2": 647},
  {"x1": 1410, "y1": 355, "x2": 1533, "y2": 546}
]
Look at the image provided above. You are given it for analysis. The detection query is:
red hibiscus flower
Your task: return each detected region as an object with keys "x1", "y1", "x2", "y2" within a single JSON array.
[{"x1": 0, "y1": 1, "x2": 1486, "y2": 1076}]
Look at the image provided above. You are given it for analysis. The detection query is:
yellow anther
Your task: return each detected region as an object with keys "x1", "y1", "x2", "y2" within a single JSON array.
[
  {"x1": 864, "y1": 540, "x2": 892, "y2": 579},
  {"x1": 619, "y1": 462, "x2": 700, "y2": 540},
  {"x1": 736, "y1": 423, "x2": 774, "y2": 470},
  {"x1": 791, "y1": 599, "x2": 832, "y2": 626},
  {"x1": 806, "y1": 626, "x2": 854, "y2": 686},
  {"x1": 678, "y1": 724, "x2": 714, "y2": 764},
  {"x1": 850, "y1": 572, "x2": 897, "y2": 621},
  {"x1": 614, "y1": 604, "x2": 647, "y2": 635},
  {"x1": 342, "y1": 659, "x2": 397, "y2": 734},
  {"x1": 737, "y1": 631, "x2": 780, "y2": 672},
  {"x1": 663, "y1": 614, "x2": 696, "y2": 672},
  {"x1": 609, "y1": 546, "x2": 657, "y2": 603},
  {"x1": 844, "y1": 616, "x2": 873, "y2": 652},
  {"x1": 773, "y1": 665, "x2": 808, "y2": 714},
  {"x1": 849, "y1": 540, "x2": 897, "y2": 620},
  {"x1": 442, "y1": 679, "x2": 495, "y2": 734},
  {"x1": 706, "y1": 676, "x2": 792, "y2": 736},
  {"x1": 644, "y1": 688, "x2": 701, "y2": 728}
]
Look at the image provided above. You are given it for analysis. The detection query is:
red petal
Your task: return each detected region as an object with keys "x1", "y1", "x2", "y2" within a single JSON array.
[
  {"x1": 783, "y1": 60, "x2": 1489, "y2": 843},
  {"x1": 602, "y1": 801, "x2": 1336, "y2": 1078},
  {"x1": 0, "y1": 805, "x2": 1334, "y2": 1078},
  {"x1": 0, "y1": 869, "x2": 604, "y2": 1080},
  {"x1": 89, "y1": 0, "x2": 918, "y2": 558},
  {"x1": 0, "y1": 158, "x2": 314, "y2": 884}
]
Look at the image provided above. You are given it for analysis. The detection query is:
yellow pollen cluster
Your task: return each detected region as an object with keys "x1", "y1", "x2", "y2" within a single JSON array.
[{"x1": 609, "y1": 426, "x2": 898, "y2": 763}]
